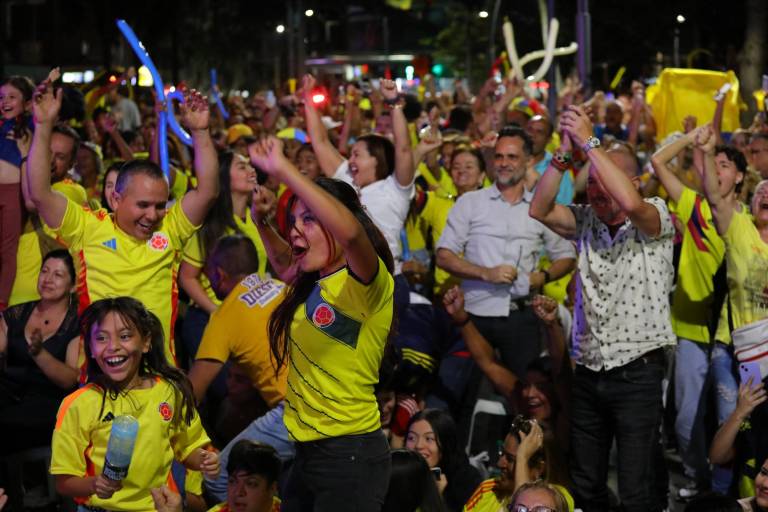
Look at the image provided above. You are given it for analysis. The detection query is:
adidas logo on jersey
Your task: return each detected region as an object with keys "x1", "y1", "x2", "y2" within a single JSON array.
[{"x1": 102, "y1": 238, "x2": 117, "y2": 250}]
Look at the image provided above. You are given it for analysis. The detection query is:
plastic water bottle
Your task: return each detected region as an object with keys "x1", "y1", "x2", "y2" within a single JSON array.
[{"x1": 102, "y1": 415, "x2": 139, "y2": 481}]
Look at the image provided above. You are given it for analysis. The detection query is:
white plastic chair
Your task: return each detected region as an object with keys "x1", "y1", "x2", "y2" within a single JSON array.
[{"x1": 465, "y1": 397, "x2": 508, "y2": 456}]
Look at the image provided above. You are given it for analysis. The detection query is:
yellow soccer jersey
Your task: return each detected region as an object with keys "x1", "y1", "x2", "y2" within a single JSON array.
[
  {"x1": 723, "y1": 207, "x2": 768, "y2": 330},
  {"x1": 417, "y1": 162, "x2": 457, "y2": 199},
  {"x1": 669, "y1": 187, "x2": 726, "y2": 343},
  {"x1": 196, "y1": 274, "x2": 287, "y2": 407},
  {"x1": 284, "y1": 258, "x2": 394, "y2": 442},
  {"x1": 51, "y1": 378, "x2": 210, "y2": 511},
  {"x1": 54, "y1": 199, "x2": 198, "y2": 365},
  {"x1": 182, "y1": 214, "x2": 269, "y2": 307},
  {"x1": 207, "y1": 496, "x2": 281, "y2": 512},
  {"x1": 419, "y1": 191, "x2": 460, "y2": 296},
  {"x1": 9, "y1": 179, "x2": 88, "y2": 307}
]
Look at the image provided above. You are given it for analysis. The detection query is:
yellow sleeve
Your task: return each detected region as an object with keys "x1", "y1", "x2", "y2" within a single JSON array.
[
  {"x1": 54, "y1": 198, "x2": 91, "y2": 251},
  {"x1": 182, "y1": 231, "x2": 205, "y2": 267},
  {"x1": 170, "y1": 407, "x2": 210, "y2": 462},
  {"x1": 52, "y1": 181, "x2": 88, "y2": 206},
  {"x1": 723, "y1": 207, "x2": 752, "y2": 249},
  {"x1": 50, "y1": 390, "x2": 92, "y2": 476},
  {"x1": 340, "y1": 258, "x2": 394, "y2": 316},
  {"x1": 672, "y1": 186, "x2": 697, "y2": 224},
  {"x1": 196, "y1": 306, "x2": 235, "y2": 363},
  {"x1": 164, "y1": 201, "x2": 200, "y2": 249},
  {"x1": 170, "y1": 169, "x2": 189, "y2": 201}
]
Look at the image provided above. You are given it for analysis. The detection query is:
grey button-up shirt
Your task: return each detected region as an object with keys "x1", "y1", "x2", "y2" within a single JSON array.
[{"x1": 437, "y1": 184, "x2": 575, "y2": 317}]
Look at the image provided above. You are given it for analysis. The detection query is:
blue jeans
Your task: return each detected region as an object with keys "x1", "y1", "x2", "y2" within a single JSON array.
[
  {"x1": 674, "y1": 339, "x2": 738, "y2": 492},
  {"x1": 281, "y1": 430, "x2": 391, "y2": 512},
  {"x1": 570, "y1": 351, "x2": 666, "y2": 512},
  {"x1": 204, "y1": 401, "x2": 294, "y2": 501}
]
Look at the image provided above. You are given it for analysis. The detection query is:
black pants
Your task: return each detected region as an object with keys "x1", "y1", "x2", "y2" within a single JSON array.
[
  {"x1": 570, "y1": 352, "x2": 666, "y2": 512},
  {"x1": 281, "y1": 430, "x2": 391, "y2": 512},
  {"x1": 470, "y1": 308, "x2": 542, "y2": 379}
]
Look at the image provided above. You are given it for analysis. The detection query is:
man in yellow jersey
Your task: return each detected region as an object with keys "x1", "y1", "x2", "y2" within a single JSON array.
[
  {"x1": 152, "y1": 440, "x2": 282, "y2": 512},
  {"x1": 26, "y1": 76, "x2": 219, "y2": 366},
  {"x1": 192, "y1": 235, "x2": 293, "y2": 502},
  {"x1": 188, "y1": 235, "x2": 286, "y2": 405},
  {"x1": 10, "y1": 125, "x2": 87, "y2": 307},
  {"x1": 650, "y1": 128, "x2": 745, "y2": 498}
]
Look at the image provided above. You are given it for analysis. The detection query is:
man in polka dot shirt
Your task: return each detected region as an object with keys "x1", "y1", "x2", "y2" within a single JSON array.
[{"x1": 530, "y1": 105, "x2": 675, "y2": 512}]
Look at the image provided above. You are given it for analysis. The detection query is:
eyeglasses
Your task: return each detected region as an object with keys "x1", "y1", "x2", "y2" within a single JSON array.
[{"x1": 509, "y1": 505, "x2": 556, "y2": 512}]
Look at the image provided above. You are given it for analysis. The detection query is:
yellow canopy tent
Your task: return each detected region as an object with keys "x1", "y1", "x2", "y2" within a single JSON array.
[{"x1": 646, "y1": 68, "x2": 744, "y2": 140}]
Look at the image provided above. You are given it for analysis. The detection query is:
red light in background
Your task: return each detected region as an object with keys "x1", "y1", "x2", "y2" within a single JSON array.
[
  {"x1": 312, "y1": 93, "x2": 326, "y2": 104},
  {"x1": 108, "y1": 75, "x2": 118, "y2": 83}
]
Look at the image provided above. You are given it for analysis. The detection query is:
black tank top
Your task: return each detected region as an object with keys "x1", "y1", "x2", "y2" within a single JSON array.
[{"x1": 1, "y1": 300, "x2": 80, "y2": 399}]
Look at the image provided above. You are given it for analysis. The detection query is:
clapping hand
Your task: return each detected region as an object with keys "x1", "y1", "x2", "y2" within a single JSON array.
[
  {"x1": 32, "y1": 67, "x2": 63, "y2": 125},
  {"x1": 179, "y1": 89, "x2": 210, "y2": 132}
]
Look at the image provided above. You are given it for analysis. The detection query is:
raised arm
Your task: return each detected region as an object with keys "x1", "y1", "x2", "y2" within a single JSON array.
[
  {"x1": 179, "y1": 90, "x2": 219, "y2": 226},
  {"x1": 697, "y1": 124, "x2": 733, "y2": 234},
  {"x1": 302, "y1": 75, "x2": 345, "y2": 177},
  {"x1": 250, "y1": 185, "x2": 298, "y2": 284},
  {"x1": 710, "y1": 379, "x2": 766, "y2": 464},
  {"x1": 28, "y1": 70, "x2": 68, "y2": 228},
  {"x1": 380, "y1": 79, "x2": 415, "y2": 187},
  {"x1": 250, "y1": 137, "x2": 379, "y2": 281},
  {"x1": 529, "y1": 132, "x2": 578, "y2": 239},
  {"x1": 98, "y1": 113, "x2": 133, "y2": 161},
  {"x1": 562, "y1": 105, "x2": 661, "y2": 238},
  {"x1": 649, "y1": 128, "x2": 698, "y2": 203},
  {"x1": 443, "y1": 286, "x2": 517, "y2": 398}
]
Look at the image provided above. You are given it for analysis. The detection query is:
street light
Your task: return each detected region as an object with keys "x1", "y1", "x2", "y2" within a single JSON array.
[
  {"x1": 276, "y1": 24, "x2": 285, "y2": 34},
  {"x1": 478, "y1": 10, "x2": 489, "y2": 18},
  {"x1": 673, "y1": 14, "x2": 684, "y2": 67},
  {"x1": 305, "y1": 9, "x2": 314, "y2": 17}
]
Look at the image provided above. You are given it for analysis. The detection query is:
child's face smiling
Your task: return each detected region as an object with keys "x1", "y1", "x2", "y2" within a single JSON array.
[
  {"x1": 90, "y1": 312, "x2": 150, "y2": 390},
  {"x1": 0, "y1": 83, "x2": 27, "y2": 120}
]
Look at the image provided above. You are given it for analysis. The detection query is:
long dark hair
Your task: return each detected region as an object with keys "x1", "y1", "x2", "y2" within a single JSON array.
[
  {"x1": 406, "y1": 409, "x2": 465, "y2": 476},
  {"x1": 382, "y1": 449, "x2": 446, "y2": 512},
  {"x1": 80, "y1": 297, "x2": 196, "y2": 427},
  {"x1": 268, "y1": 177, "x2": 394, "y2": 373},
  {"x1": 199, "y1": 150, "x2": 241, "y2": 258}
]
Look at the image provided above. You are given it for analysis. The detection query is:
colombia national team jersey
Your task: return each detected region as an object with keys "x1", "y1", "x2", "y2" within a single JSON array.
[
  {"x1": 284, "y1": 258, "x2": 394, "y2": 442},
  {"x1": 54, "y1": 199, "x2": 199, "y2": 366},
  {"x1": 51, "y1": 378, "x2": 210, "y2": 511}
]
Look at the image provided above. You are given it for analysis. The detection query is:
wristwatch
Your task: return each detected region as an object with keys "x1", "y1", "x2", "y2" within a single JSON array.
[{"x1": 582, "y1": 136, "x2": 601, "y2": 154}]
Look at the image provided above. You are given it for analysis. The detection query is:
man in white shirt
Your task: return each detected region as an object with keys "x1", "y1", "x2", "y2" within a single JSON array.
[
  {"x1": 530, "y1": 106, "x2": 675, "y2": 512},
  {"x1": 436, "y1": 125, "x2": 575, "y2": 379}
]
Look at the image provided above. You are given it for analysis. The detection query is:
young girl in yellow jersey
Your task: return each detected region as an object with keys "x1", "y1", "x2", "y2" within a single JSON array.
[
  {"x1": 51, "y1": 297, "x2": 219, "y2": 511},
  {"x1": 249, "y1": 136, "x2": 394, "y2": 511}
]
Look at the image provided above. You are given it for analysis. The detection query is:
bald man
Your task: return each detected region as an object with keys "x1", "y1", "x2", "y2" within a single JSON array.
[{"x1": 529, "y1": 106, "x2": 674, "y2": 512}]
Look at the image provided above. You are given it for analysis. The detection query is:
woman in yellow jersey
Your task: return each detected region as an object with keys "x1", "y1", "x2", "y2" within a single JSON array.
[
  {"x1": 179, "y1": 150, "x2": 267, "y2": 365},
  {"x1": 51, "y1": 298, "x2": 220, "y2": 511},
  {"x1": 409, "y1": 145, "x2": 486, "y2": 297},
  {"x1": 249, "y1": 136, "x2": 394, "y2": 512},
  {"x1": 699, "y1": 126, "x2": 768, "y2": 369}
]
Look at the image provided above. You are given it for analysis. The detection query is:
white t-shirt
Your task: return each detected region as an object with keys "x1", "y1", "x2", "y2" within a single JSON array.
[{"x1": 334, "y1": 160, "x2": 414, "y2": 275}]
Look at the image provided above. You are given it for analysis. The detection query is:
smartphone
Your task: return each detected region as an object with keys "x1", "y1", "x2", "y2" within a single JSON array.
[
  {"x1": 739, "y1": 362, "x2": 762, "y2": 388},
  {"x1": 431, "y1": 467, "x2": 442, "y2": 480}
]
